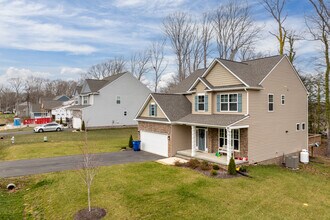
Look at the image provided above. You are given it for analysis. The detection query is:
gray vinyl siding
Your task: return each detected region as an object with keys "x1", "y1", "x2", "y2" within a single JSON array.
[{"x1": 82, "y1": 73, "x2": 150, "y2": 128}]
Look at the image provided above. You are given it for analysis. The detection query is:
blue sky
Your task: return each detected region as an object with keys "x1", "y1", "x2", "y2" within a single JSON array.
[{"x1": 0, "y1": 0, "x2": 320, "y2": 88}]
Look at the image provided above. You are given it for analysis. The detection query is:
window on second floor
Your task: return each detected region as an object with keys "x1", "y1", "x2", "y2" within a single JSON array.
[
  {"x1": 116, "y1": 96, "x2": 121, "y2": 104},
  {"x1": 220, "y1": 94, "x2": 237, "y2": 111},
  {"x1": 75, "y1": 97, "x2": 79, "y2": 105},
  {"x1": 198, "y1": 95, "x2": 205, "y2": 111},
  {"x1": 268, "y1": 94, "x2": 274, "y2": 112},
  {"x1": 83, "y1": 96, "x2": 88, "y2": 105},
  {"x1": 302, "y1": 122, "x2": 306, "y2": 131},
  {"x1": 296, "y1": 123, "x2": 300, "y2": 131},
  {"x1": 281, "y1": 95, "x2": 285, "y2": 105}
]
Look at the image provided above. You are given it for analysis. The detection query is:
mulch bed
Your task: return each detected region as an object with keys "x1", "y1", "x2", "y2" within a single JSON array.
[
  {"x1": 74, "y1": 207, "x2": 106, "y2": 220},
  {"x1": 177, "y1": 163, "x2": 245, "y2": 179}
]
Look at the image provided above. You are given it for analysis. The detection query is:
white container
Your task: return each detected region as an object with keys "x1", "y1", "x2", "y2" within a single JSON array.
[{"x1": 300, "y1": 149, "x2": 309, "y2": 164}]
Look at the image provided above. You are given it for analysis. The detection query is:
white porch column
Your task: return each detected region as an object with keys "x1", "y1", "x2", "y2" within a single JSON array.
[
  {"x1": 191, "y1": 125, "x2": 196, "y2": 156},
  {"x1": 226, "y1": 127, "x2": 232, "y2": 165}
]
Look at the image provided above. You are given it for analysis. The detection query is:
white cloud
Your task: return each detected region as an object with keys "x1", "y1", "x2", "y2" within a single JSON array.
[
  {"x1": 0, "y1": 67, "x2": 51, "y2": 85},
  {"x1": 60, "y1": 67, "x2": 85, "y2": 80}
]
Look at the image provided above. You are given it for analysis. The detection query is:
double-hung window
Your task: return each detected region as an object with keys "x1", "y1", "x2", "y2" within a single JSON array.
[
  {"x1": 268, "y1": 94, "x2": 274, "y2": 111},
  {"x1": 116, "y1": 96, "x2": 121, "y2": 104},
  {"x1": 220, "y1": 94, "x2": 237, "y2": 111},
  {"x1": 198, "y1": 95, "x2": 205, "y2": 111},
  {"x1": 83, "y1": 96, "x2": 88, "y2": 105},
  {"x1": 219, "y1": 128, "x2": 240, "y2": 151}
]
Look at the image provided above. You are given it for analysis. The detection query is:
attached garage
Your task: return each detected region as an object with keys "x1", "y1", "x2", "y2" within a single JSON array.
[{"x1": 140, "y1": 131, "x2": 169, "y2": 157}]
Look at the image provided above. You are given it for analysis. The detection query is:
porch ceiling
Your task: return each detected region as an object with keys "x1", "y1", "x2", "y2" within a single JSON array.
[{"x1": 176, "y1": 114, "x2": 248, "y2": 127}]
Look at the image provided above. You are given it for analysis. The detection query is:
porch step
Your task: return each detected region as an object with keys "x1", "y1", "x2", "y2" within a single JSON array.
[{"x1": 175, "y1": 154, "x2": 192, "y2": 160}]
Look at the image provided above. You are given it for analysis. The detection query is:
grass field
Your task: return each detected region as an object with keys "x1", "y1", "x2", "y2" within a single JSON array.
[
  {"x1": 0, "y1": 128, "x2": 138, "y2": 161},
  {"x1": 0, "y1": 157, "x2": 329, "y2": 219}
]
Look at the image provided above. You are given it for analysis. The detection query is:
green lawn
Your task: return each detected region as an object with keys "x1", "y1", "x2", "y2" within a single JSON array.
[
  {"x1": 1, "y1": 157, "x2": 329, "y2": 219},
  {"x1": 0, "y1": 128, "x2": 138, "y2": 161}
]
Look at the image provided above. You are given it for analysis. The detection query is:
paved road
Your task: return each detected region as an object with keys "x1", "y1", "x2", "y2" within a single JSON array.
[
  {"x1": 0, "y1": 151, "x2": 164, "y2": 178},
  {"x1": 0, "y1": 128, "x2": 73, "y2": 136}
]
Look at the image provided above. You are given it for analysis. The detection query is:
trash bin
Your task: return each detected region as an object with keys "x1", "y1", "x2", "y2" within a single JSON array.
[
  {"x1": 132, "y1": 141, "x2": 141, "y2": 151},
  {"x1": 13, "y1": 118, "x2": 21, "y2": 126}
]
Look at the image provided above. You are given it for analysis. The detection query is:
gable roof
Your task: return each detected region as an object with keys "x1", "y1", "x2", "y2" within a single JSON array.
[
  {"x1": 75, "y1": 86, "x2": 82, "y2": 95},
  {"x1": 168, "y1": 68, "x2": 206, "y2": 94},
  {"x1": 81, "y1": 72, "x2": 126, "y2": 94},
  {"x1": 215, "y1": 55, "x2": 284, "y2": 87},
  {"x1": 170, "y1": 55, "x2": 285, "y2": 94},
  {"x1": 42, "y1": 100, "x2": 63, "y2": 110},
  {"x1": 151, "y1": 93, "x2": 192, "y2": 121},
  {"x1": 54, "y1": 95, "x2": 70, "y2": 102}
]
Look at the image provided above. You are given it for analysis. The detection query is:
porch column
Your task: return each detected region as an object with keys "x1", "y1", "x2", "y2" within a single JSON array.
[
  {"x1": 226, "y1": 127, "x2": 232, "y2": 165},
  {"x1": 191, "y1": 125, "x2": 196, "y2": 156}
]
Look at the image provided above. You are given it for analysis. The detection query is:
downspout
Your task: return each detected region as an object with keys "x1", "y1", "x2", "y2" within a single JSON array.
[{"x1": 244, "y1": 88, "x2": 249, "y2": 116}]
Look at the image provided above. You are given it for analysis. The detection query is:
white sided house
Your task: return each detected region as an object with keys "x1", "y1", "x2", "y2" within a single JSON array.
[
  {"x1": 51, "y1": 100, "x2": 74, "y2": 122},
  {"x1": 135, "y1": 55, "x2": 308, "y2": 165},
  {"x1": 69, "y1": 72, "x2": 150, "y2": 129}
]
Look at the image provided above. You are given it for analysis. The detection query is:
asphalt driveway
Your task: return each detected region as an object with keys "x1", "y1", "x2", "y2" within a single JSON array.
[{"x1": 0, "y1": 151, "x2": 164, "y2": 178}]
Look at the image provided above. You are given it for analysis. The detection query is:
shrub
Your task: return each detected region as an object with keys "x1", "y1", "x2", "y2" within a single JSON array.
[
  {"x1": 59, "y1": 117, "x2": 63, "y2": 124},
  {"x1": 174, "y1": 160, "x2": 184, "y2": 167},
  {"x1": 239, "y1": 165, "x2": 248, "y2": 173},
  {"x1": 128, "y1": 135, "x2": 133, "y2": 148},
  {"x1": 81, "y1": 120, "x2": 85, "y2": 131},
  {"x1": 210, "y1": 169, "x2": 218, "y2": 176},
  {"x1": 200, "y1": 160, "x2": 211, "y2": 171},
  {"x1": 187, "y1": 158, "x2": 200, "y2": 169},
  {"x1": 228, "y1": 157, "x2": 237, "y2": 175},
  {"x1": 212, "y1": 164, "x2": 220, "y2": 170}
]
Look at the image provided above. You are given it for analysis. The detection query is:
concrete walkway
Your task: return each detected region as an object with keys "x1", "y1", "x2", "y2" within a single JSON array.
[{"x1": 0, "y1": 151, "x2": 164, "y2": 178}]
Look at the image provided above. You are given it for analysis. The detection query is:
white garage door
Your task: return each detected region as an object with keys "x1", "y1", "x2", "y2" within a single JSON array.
[{"x1": 140, "y1": 131, "x2": 168, "y2": 157}]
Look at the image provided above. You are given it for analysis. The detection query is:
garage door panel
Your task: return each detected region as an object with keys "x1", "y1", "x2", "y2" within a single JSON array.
[{"x1": 140, "y1": 131, "x2": 168, "y2": 157}]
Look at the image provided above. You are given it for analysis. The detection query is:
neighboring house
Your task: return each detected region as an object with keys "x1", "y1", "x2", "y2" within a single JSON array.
[
  {"x1": 68, "y1": 72, "x2": 150, "y2": 129},
  {"x1": 135, "y1": 55, "x2": 308, "y2": 165},
  {"x1": 16, "y1": 102, "x2": 47, "y2": 118},
  {"x1": 51, "y1": 99, "x2": 74, "y2": 122}
]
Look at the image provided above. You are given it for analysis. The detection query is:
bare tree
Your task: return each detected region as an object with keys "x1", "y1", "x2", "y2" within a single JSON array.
[
  {"x1": 130, "y1": 50, "x2": 151, "y2": 81},
  {"x1": 212, "y1": 0, "x2": 261, "y2": 60},
  {"x1": 306, "y1": 0, "x2": 330, "y2": 155},
  {"x1": 163, "y1": 12, "x2": 196, "y2": 81},
  {"x1": 78, "y1": 127, "x2": 97, "y2": 212},
  {"x1": 201, "y1": 13, "x2": 213, "y2": 68},
  {"x1": 150, "y1": 40, "x2": 168, "y2": 92},
  {"x1": 261, "y1": 0, "x2": 288, "y2": 55},
  {"x1": 86, "y1": 57, "x2": 127, "y2": 79},
  {"x1": 8, "y1": 77, "x2": 24, "y2": 111},
  {"x1": 286, "y1": 30, "x2": 301, "y2": 64},
  {"x1": 239, "y1": 45, "x2": 270, "y2": 61}
]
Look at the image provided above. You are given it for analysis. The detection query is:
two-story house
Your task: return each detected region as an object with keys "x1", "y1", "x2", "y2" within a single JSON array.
[
  {"x1": 68, "y1": 72, "x2": 150, "y2": 129},
  {"x1": 135, "y1": 55, "x2": 308, "y2": 165}
]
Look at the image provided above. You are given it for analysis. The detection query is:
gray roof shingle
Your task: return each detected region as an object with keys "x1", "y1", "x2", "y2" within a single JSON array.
[
  {"x1": 151, "y1": 93, "x2": 191, "y2": 121},
  {"x1": 82, "y1": 72, "x2": 126, "y2": 94},
  {"x1": 177, "y1": 114, "x2": 248, "y2": 127},
  {"x1": 169, "y1": 55, "x2": 284, "y2": 93},
  {"x1": 168, "y1": 68, "x2": 206, "y2": 94}
]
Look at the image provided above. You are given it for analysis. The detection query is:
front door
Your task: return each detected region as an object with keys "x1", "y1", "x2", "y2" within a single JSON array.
[{"x1": 197, "y1": 129, "x2": 206, "y2": 151}]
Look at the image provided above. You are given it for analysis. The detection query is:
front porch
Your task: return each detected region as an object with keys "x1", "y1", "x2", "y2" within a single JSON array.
[
  {"x1": 174, "y1": 124, "x2": 249, "y2": 165},
  {"x1": 176, "y1": 149, "x2": 247, "y2": 165}
]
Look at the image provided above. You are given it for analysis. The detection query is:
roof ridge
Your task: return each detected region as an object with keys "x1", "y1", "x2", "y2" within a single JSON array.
[
  {"x1": 217, "y1": 58, "x2": 248, "y2": 65},
  {"x1": 243, "y1": 54, "x2": 283, "y2": 62}
]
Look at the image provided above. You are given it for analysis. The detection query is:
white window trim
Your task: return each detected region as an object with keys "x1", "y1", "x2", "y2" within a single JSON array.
[
  {"x1": 150, "y1": 102, "x2": 156, "y2": 117},
  {"x1": 219, "y1": 93, "x2": 239, "y2": 112},
  {"x1": 268, "y1": 93, "x2": 274, "y2": 112},
  {"x1": 82, "y1": 96, "x2": 89, "y2": 105},
  {"x1": 296, "y1": 123, "x2": 300, "y2": 131},
  {"x1": 301, "y1": 122, "x2": 306, "y2": 131},
  {"x1": 218, "y1": 128, "x2": 240, "y2": 152},
  {"x1": 197, "y1": 93, "x2": 206, "y2": 112},
  {"x1": 281, "y1": 94, "x2": 285, "y2": 105}
]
